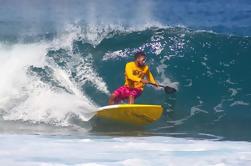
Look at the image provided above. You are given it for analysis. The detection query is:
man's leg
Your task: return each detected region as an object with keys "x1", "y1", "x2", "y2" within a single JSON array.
[
  {"x1": 128, "y1": 95, "x2": 135, "y2": 104},
  {"x1": 128, "y1": 88, "x2": 142, "y2": 104},
  {"x1": 108, "y1": 94, "x2": 117, "y2": 105},
  {"x1": 108, "y1": 86, "x2": 126, "y2": 105}
]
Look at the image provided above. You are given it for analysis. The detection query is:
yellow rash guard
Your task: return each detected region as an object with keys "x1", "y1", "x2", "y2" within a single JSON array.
[{"x1": 124, "y1": 61, "x2": 157, "y2": 90}]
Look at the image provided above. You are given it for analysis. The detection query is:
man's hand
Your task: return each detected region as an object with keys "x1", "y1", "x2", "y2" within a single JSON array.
[
  {"x1": 141, "y1": 79, "x2": 149, "y2": 84},
  {"x1": 151, "y1": 82, "x2": 159, "y2": 87}
]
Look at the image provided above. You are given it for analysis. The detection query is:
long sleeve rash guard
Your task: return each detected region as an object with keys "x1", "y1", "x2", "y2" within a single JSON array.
[{"x1": 124, "y1": 61, "x2": 157, "y2": 90}]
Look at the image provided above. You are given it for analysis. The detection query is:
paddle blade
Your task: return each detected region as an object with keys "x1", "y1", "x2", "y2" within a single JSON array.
[{"x1": 164, "y1": 86, "x2": 177, "y2": 94}]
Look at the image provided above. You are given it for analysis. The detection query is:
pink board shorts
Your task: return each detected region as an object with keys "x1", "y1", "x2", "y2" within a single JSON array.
[{"x1": 113, "y1": 86, "x2": 142, "y2": 102}]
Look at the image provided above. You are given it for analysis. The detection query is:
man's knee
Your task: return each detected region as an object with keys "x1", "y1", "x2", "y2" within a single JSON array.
[
  {"x1": 112, "y1": 93, "x2": 117, "y2": 98},
  {"x1": 108, "y1": 93, "x2": 117, "y2": 105}
]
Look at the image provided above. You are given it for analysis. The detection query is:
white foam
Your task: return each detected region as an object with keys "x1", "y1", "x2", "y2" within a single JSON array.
[
  {"x1": 74, "y1": 54, "x2": 110, "y2": 95},
  {"x1": 226, "y1": 78, "x2": 237, "y2": 85},
  {"x1": 1, "y1": 134, "x2": 251, "y2": 166},
  {"x1": 156, "y1": 61, "x2": 179, "y2": 90},
  {"x1": 230, "y1": 101, "x2": 249, "y2": 107},
  {"x1": 0, "y1": 42, "x2": 99, "y2": 126},
  {"x1": 0, "y1": 43, "x2": 46, "y2": 98},
  {"x1": 229, "y1": 88, "x2": 238, "y2": 97},
  {"x1": 120, "y1": 159, "x2": 150, "y2": 166},
  {"x1": 190, "y1": 105, "x2": 208, "y2": 116},
  {"x1": 103, "y1": 50, "x2": 130, "y2": 61},
  {"x1": 214, "y1": 102, "x2": 224, "y2": 113},
  {"x1": 55, "y1": 21, "x2": 166, "y2": 50}
]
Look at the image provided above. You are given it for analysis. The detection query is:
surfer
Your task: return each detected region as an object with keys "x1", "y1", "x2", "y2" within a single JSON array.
[{"x1": 108, "y1": 51, "x2": 159, "y2": 104}]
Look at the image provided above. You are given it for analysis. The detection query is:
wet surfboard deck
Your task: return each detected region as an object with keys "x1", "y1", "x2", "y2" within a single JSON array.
[{"x1": 95, "y1": 104, "x2": 163, "y2": 126}]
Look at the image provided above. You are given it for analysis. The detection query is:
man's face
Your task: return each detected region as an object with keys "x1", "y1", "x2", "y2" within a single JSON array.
[{"x1": 136, "y1": 56, "x2": 146, "y2": 67}]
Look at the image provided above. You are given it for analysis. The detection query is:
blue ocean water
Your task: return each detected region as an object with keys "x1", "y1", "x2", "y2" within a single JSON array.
[{"x1": 0, "y1": 0, "x2": 251, "y2": 165}]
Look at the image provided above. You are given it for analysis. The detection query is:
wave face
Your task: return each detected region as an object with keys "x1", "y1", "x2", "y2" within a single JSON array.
[
  {"x1": 0, "y1": 25, "x2": 250, "y2": 140},
  {"x1": 91, "y1": 27, "x2": 251, "y2": 141}
]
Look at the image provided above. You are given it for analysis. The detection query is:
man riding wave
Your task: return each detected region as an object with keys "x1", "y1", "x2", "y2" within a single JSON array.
[{"x1": 108, "y1": 51, "x2": 159, "y2": 104}]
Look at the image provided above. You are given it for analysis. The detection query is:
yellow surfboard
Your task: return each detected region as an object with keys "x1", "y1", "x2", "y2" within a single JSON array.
[{"x1": 96, "y1": 104, "x2": 163, "y2": 126}]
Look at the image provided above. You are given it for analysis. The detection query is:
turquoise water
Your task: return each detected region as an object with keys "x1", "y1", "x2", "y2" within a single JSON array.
[{"x1": 4, "y1": 27, "x2": 248, "y2": 140}]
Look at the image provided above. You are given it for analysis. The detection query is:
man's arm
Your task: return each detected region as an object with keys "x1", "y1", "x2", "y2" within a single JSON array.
[{"x1": 146, "y1": 68, "x2": 158, "y2": 86}]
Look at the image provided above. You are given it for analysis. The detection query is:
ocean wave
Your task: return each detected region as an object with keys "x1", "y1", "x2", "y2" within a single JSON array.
[{"x1": 0, "y1": 25, "x2": 250, "y2": 140}]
